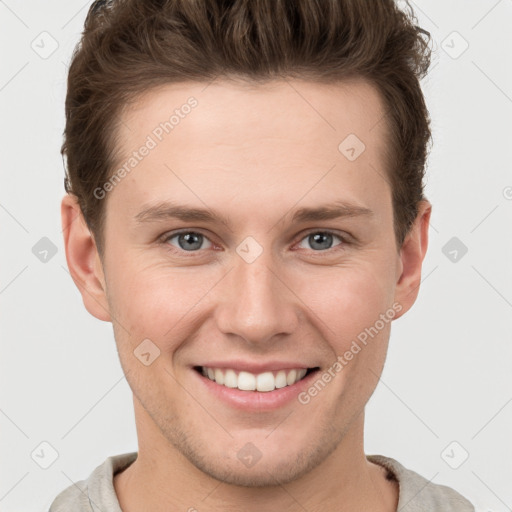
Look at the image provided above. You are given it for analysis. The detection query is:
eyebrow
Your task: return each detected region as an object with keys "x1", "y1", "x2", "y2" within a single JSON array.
[{"x1": 134, "y1": 200, "x2": 373, "y2": 228}]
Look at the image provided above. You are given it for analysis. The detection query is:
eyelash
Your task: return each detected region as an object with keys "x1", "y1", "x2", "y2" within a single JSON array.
[{"x1": 159, "y1": 229, "x2": 349, "y2": 256}]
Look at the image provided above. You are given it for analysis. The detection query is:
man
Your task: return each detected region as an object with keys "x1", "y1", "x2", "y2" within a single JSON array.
[{"x1": 50, "y1": 0, "x2": 475, "y2": 510}]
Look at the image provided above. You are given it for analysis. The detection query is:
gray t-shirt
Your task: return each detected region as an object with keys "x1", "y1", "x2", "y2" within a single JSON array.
[{"x1": 48, "y1": 452, "x2": 475, "y2": 511}]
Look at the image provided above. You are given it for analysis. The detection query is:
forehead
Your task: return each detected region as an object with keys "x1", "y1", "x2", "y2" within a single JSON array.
[
  {"x1": 117, "y1": 77, "x2": 388, "y2": 152},
  {"x1": 109, "y1": 78, "x2": 391, "y2": 219}
]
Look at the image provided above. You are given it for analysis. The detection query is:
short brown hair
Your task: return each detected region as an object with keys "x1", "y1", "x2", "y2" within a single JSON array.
[{"x1": 62, "y1": 0, "x2": 432, "y2": 255}]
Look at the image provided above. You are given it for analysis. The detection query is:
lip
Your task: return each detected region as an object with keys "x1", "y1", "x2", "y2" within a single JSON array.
[
  {"x1": 194, "y1": 360, "x2": 316, "y2": 374},
  {"x1": 191, "y1": 366, "x2": 321, "y2": 411}
]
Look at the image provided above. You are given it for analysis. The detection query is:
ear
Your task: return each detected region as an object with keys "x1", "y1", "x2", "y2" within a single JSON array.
[
  {"x1": 393, "y1": 199, "x2": 432, "y2": 319},
  {"x1": 61, "y1": 194, "x2": 111, "y2": 322}
]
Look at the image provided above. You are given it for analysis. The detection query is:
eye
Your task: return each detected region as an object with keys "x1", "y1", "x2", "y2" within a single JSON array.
[
  {"x1": 296, "y1": 231, "x2": 345, "y2": 251},
  {"x1": 159, "y1": 229, "x2": 347, "y2": 255},
  {"x1": 163, "y1": 230, "x2": 213, "y2": 252}
]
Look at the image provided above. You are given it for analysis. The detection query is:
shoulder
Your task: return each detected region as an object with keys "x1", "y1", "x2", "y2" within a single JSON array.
[
  {"x1": 367, "y1": 454, "x2": 475, "y2": 512},
  {"x1": 48, "y1": 452, "x2": 138, "y2": 512}
]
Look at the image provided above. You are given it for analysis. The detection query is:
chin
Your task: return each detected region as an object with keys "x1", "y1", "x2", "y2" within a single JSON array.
[
  {"x1": 188, "y1": 455, "x2": 314, "y2": 488},
  {"x1": 165, "y1": 424, "x2": 342, "y2": 488}
]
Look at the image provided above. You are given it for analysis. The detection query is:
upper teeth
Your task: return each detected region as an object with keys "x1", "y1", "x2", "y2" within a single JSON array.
[{"x1": 201, "y1": 367, "x2": 308, "y2": 392}]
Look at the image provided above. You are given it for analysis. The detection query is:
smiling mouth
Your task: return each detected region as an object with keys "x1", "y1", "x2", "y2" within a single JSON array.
[{"x1": 194, "y1": 366, "x2": 320, "y2": 392}]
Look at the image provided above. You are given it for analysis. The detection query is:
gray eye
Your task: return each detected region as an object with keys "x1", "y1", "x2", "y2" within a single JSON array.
[
  {"x1": 298, "y1": 232, "x2": 342, "y2": 251},
  {"x1": 168, "y1": 232, "x2": 212, "y2": 251}
]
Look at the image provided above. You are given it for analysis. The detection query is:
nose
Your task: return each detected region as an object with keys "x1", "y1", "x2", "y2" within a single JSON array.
[{"x1": 214, "y1": 249, "x2": 299, "y2": 346}]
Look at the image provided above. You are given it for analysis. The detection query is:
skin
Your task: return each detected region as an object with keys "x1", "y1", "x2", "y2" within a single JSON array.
[{"x1": 62, "y1": 78, "x2": 431, "y2": 512}]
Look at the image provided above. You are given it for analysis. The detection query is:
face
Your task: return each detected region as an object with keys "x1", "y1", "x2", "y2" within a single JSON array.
[{"x1": 63, "y1": 78, "x2": 430, "y2": 487}]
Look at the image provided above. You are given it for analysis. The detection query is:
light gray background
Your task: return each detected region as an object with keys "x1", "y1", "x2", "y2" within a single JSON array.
[{"x1": 1, "y1": 1, "x2": 511, "y2": 511}]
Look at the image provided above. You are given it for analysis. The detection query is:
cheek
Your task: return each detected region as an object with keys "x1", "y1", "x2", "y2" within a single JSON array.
[
  {"x1": 308, "y1": 261, "x2": 393, "y2": 315},
  {"x1": 297, "y1": 262, "x2": 395, "y2": 353},
  {"x1": 105, "y1": 260, "x2": 218, "y2": 344}
]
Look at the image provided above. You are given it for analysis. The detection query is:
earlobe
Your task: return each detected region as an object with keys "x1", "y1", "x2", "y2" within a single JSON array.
[
  {"x1": 393, "y1": 200, "x2": 432, "y2": 319},
  {"x1": 61, "y1": 194, "x2": 112, "y2": 322}
]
